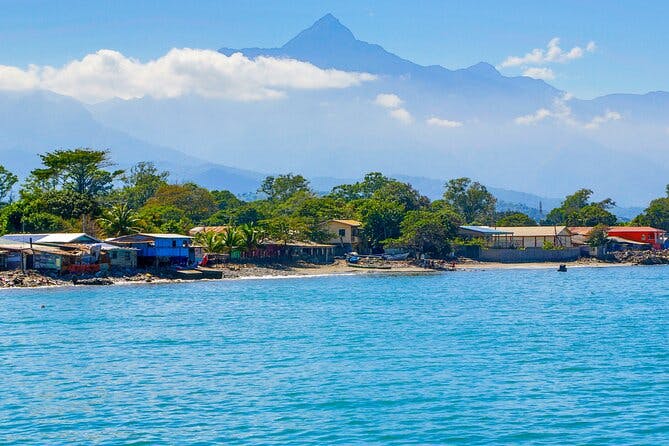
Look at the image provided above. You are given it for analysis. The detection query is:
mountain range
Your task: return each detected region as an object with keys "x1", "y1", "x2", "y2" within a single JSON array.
[{"x1": 0, "y1": 13, "x2": 666, "y2": 212}]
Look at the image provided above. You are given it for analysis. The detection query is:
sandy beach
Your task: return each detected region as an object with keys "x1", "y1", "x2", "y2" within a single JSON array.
[{"x1": 0, "y1": 258, "x2": 637, "y2": 289}]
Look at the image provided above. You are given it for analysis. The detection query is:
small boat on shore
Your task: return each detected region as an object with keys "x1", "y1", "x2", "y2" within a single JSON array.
[{"x1": 382, "y1": 252, "x2": 410, "y2": 261}]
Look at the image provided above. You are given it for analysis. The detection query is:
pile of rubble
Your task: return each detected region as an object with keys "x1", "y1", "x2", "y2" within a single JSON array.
[
  {"x1": 611, "y1": 249, "x2": 669, "y2": 265},
  {"x1": 0, "y1": 270, "x2": 67, "y2": 288}
]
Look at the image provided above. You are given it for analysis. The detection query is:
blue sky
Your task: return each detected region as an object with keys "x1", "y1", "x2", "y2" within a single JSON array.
[{"x1": 0, "y1": 0, "x2": 666, "y2": 98}]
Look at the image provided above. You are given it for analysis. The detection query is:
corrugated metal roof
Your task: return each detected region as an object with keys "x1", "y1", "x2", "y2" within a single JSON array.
[
  {"x1": 608, "y1": 226, "x2": 665, "y2": 233},
  {"x1": 494, "y1": 226, "x2": 570, "y2": 237},
  {"x1": 142, "y1": 233, "x2": 192, "y2": 239},
  {"x1": 107, "y1": 233, "x2": 192, "y2": 243},
  {"x1": 38, "y1": 233, "x2": 101, "y2": 244},
  {"x1": 2, "y1": 233, "x2": 100, "y2": 244},
  {"x1": 460, "y1": 225, "x2": 513, "y2": 235},
  {"x1": 0, "y1": 239, "x2": 81, "y2": 256}
]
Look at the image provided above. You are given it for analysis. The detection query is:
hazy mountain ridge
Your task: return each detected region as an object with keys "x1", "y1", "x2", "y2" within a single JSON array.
[{"x1": 0, "y1": 13, "x2": 667, "y2": 208}]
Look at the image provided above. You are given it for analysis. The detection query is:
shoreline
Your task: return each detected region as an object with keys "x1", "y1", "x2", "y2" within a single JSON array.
[{"x1": 0, "y1": 258, "x2": 641, "y2": 290}]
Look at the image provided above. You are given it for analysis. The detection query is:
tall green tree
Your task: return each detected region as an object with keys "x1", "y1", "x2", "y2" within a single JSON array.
[
  {"x1": 496, "y1": 211, "x2": 537, "y2": 226},
  {"x1": 387, "y1": 207, "x2": 462, "y2": 258},
  {"x1": 358, "y1": 200, "x2": 405, "y2": 250},
  {"x1": 0, "y1": 165, "x2": 18, "y2": 204},
  {"x1": 30, "y1": 148, "x2": 123, "y2": 196},
  {"x1": 545, "y1": 189, "x2": 617, "y2": 226},
  {"x1": 632, "y1": 187, "x2": 669, "y2": 231},
  {"x1": 443, "y1": 177, "x2": 496, "y2": 224},
  {"x1": 143, "y1": 183, "x2": 217, "y2": 223},
  {"x1": 119, "y1": 162, "x2": 169, "y2": 209},
  {"x1": 259, "y1": 174, "x2": 312, "y2": 202},
  {"x1": 330, "y1": 172, "x2": 392, "y2": 201}
]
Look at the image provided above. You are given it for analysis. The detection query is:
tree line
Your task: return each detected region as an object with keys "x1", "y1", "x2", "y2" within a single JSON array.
[{"x1": 0, "y1": 148, "x2": 668, "y2": 257}]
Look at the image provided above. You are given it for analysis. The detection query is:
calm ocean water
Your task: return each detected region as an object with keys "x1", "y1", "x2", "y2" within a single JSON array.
[{"x1": 1, "y1": 267, "x2": 667, "y2": 444}]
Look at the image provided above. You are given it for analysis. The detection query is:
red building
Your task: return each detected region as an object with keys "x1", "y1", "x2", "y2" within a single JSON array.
[{"x1": 606, "y1": 227, "x2": 666, "y2": 250}]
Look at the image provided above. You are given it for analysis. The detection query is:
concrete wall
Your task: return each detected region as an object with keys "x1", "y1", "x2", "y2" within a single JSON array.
[{"x1": 480, "y1": 247, "x2": 581, "y2": 263}]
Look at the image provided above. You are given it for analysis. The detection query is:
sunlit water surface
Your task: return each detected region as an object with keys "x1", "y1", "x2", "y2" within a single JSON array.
[{"x1": 1, "y1": 266, "x2": 667, "y2": 444}]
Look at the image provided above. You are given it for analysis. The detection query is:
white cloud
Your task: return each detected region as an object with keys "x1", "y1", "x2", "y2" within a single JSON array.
[
  {"x1": 500, "y1": 37, "x2": 596, "y2": 68},
  {"x1": 0, "y1": 48, "x2": 376, "y2": 103},
  {"x1": 584, "y1": 111, "x2": 622, "y2": 129},
  {"x1": 514, "y1": 108, "x2": 552, "y2": 125},
  {"x1": 389, "y1": 107, "x2": 413, "y2": 124},
  {"x1": 515, "y1": 94, "x2": 621, "y2": 129},
  {"x1": 426, "y1": 117, "x2": 463, "y2": 128},
  {"x1": 373, "y1": 92, "x2": 413, "y2": 124},
  {"x1": 374, "y1": 93, "x2": 403, "y2": 108},
  {"x1": 522, "y1": 67, "x2": 555, "y2": 80}
]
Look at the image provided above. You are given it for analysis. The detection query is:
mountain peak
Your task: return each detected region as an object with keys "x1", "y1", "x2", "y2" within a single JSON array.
[
  {"x1": 466, "y1": 62, "x2": 500, "y2": 77},
  {"x1": 283, "y1": 13, "x2": 356, "y2": 49}
]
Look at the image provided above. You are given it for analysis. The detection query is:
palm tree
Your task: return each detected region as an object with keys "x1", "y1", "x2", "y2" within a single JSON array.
[
  {"x1": 194, "y1": 230, "x2": 224, "y2": 253},
  {"x1": 239, "y1": 223, "x2": 265, "y2": 252},
  {"x1": 220, "y1": 226, "x2": 243, "y2": 254},
  {"x1": 98, "y1": 203, "x2": 141, "y2": 237}
]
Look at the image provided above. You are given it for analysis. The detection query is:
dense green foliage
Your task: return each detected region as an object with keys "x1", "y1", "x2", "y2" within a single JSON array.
[
  {"x1": 544, "y1": 189, "x2": 617, "y2": 226},
  {"x1": 588, "y1": 224, "x2": 609, "y2": 248},
  {"x1": 2, "y1": 148, "x2": 669, "y2": 257},
  {"x1": 495, "y1": 211, "x2": 537, "y2": 226},
  {"x1": 632, "y1": 188, "x2": 669, "y2": 231},
  {"x1": 443, "y1": 178, "x2": 496, "y2": 225}
]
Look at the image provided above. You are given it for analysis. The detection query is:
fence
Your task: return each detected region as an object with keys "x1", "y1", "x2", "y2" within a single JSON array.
[{"x1": 479, "y1": 247, "x2": 581, "y2": 263}]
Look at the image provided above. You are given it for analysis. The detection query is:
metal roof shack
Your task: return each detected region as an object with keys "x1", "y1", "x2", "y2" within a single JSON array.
[
  {"x1": 459, "y1": 225, "x2": 514, "y2": 236},
  {"x1": 2, "y1": 233, "x2": 100, "y2": 244},
  {"x1": 490, "y1": 226, "x2": 573, "y2": 248},
  {"x1": 606, "y1": 226, "x2": 665, "y2": 249},
  {"x1": 106, "y1": 233, "x2": 195, "y2": 267}
]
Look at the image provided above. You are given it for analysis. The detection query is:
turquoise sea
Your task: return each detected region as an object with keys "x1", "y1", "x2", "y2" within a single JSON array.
[{"x1": 1, "y1": 266, "x2": 667, "y2": 444}]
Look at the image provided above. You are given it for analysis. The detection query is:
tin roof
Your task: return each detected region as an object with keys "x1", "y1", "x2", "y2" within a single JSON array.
[
  {"x1": 494, "y1": 226, "x2": 571, "y2": 237},
  {"x1": 459, "y1": 225, "x2": 513, "y2": 235},
  {"x1": 607, "y1": 226, "x2": 665, "y2": 233},
  {"x1": 2, "y1": 233, "x2": 100, "y2": 244}
]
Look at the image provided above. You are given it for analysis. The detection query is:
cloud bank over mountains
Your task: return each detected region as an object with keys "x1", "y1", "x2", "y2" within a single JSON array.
[
  {"x1": 0, "y1": 48, "x2": 375, "y2": 103},
  {"x1": 0, "y1": 13, "x2": 667, "y2": 206}
]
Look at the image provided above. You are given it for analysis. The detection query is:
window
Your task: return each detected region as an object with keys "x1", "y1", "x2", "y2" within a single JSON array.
[
  {"x1": 338, "y1": 229, "x2": 346, "y2": 237},
  {"x1": 111, "y1": 251, "x2": 117, "y2": 259},
  {"x1": 172, "y1": 240, "x2": 177, "y2": 248}
]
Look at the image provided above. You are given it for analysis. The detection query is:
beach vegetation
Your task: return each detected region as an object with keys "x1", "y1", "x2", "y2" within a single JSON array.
[
  {"x1": 443, "y1": 177, "x2": 496, "y2": 225},
  {"x1": 98, "y1": 203, "x2": 141, "y2": 237}
]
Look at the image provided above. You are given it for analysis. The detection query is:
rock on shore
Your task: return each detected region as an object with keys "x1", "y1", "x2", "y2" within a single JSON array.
[{"x1": 612, "y1": 249, "x2": 669, "y2": 265}]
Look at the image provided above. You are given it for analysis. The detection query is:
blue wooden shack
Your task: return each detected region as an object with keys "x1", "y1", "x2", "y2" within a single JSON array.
[{"x1": 106, "y1": 233, "x2": 196, "y2": 266}]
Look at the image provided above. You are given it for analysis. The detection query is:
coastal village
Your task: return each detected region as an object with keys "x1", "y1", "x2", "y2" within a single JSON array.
[
  {"x1": 2, "y1": 149, "x2": 669, "y2": 287},
  {"x1": 1, "y1": 222, "x2": 667, "y2": 288}
]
